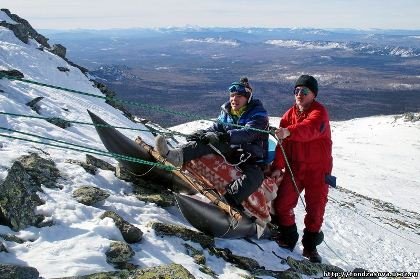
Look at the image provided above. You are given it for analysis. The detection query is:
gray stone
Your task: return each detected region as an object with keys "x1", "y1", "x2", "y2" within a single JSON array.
[
  {"x1": 0, "y1": 233, "x2": 25, "y2": 244},
  {"x1": 105, "y1": 241, "x2": 135, "y2": 264},
  {"x1": 19, "y1": 152, "x2": 61, "y2": 189},
  {"x1": 133, "y1": 186, "x2": 175, "y2": 207},
  {"x1": 72, "y1": 185, "x2": 110, "y2": 206},
  {"x1": 151, "y1": 222, "x2": 214, "y2": 248},
  {"x1": 0, "y1": 242, "x2": 7, "y2": 253},
  {"x1": 0, "y1": 69, "x2": 24, "y2": 79},
  {"x1": 57, "y1": 66, "x2": 70, "y2": 72},
  {"x1": 286, "y1": 256, "x2": 325, "y2": 276},
  {"x1": 0, "y1": 161, "x2": 45, "y2": 231},
  {"x1": 100, "y1": 211, "x2": 143, "y2": 244},
  {"x1": 209, "y1": 247, "x2": 262, "y2": 271},
  {"x1": 25, "y1": 96, "x2": 44, "y2": 114},
  {"x1": 0, "y1": 263, "x2": 39, "y2": 279},
  {"x1": 47, "y1": 117, "x2": 71, "y2": 129},
  {"x1": 184, "y1": 243, "x2": 206, "y2": 265},
  {"x1": 65, "y1": 159, "x2": 97, "y2": 175},
  {"x1": 55, "y1": 263, "x2": 195, "y2": 279},
  {"x1": 51, "y1": 44, "x2": 66, "y2": 58},
  {"x1": 86, "y1": 154, "x2": 115, "y2": 172}
]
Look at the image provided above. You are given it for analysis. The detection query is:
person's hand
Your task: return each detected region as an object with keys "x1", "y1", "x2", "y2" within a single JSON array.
[
  {"x1": 275, "y1": 128, "x2": 290, "y2": 139},
  {"x1": 270, "y1": 169, "x2": 284, "y2": 185}
]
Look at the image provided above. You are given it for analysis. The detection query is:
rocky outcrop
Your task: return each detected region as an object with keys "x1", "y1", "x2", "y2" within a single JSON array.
[
  {"x1": 0, "y1": 153, "x2": 60, "y2": 230},
  {"x1": 91, "y1": 80, "x2": 134, "y2": 120},
  {"x1": 51, "y1": 44, "x2": 66, "y2": 59},
  {"x1": 100, "y1": 211, "x2": 143, "y2": 243},
  {"x1": 0, "y1": 264, "x2": 39, "y2": 279},
  {"x1": 0, "y1": 9, "x2": 50, "y2": 47},
  {"x1": 72, "y1": 185, "x2": 110, "y2": 206}
]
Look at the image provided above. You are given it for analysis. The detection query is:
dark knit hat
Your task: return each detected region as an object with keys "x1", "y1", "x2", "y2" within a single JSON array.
[
  {"x1": 228, "y1": 81, "x2": 252, "y2": 99},
  {"x1": 240, "y1": 76, "x2": 253, "y2": 92},
  {"x1": 295, "y1": 75, "x2": 318, "y2": 96}
]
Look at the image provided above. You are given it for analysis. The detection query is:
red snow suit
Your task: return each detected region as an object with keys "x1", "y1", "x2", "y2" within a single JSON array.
[{"x1": 272, "y1": 100, "x2": 333, "y2": 233}]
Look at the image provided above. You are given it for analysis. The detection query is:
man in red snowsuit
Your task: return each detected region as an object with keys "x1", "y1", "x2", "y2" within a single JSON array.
[{"x1": 270, "y1": 75, "x2": 333, "y2": 263}]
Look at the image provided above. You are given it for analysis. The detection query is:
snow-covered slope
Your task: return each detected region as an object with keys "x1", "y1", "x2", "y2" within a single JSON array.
[{"x1": 1, "y1": 10, "x2": 419, "y2": 278}]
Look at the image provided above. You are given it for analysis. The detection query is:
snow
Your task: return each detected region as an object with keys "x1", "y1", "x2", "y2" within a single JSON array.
[
  {"x1": 184, "y1": 38, "x2": 240, "y2": 47},
  {"x1": 0, "y1": 12, "x2": 419, "y2": 278}
]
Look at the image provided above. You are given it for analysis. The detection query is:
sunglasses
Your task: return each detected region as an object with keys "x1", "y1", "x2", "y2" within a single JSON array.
[{"x1": 294, "y1": 87, "x2": 311, "y2": 96}]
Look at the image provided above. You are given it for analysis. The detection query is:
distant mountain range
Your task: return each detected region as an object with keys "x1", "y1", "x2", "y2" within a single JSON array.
[{"x1": 44, "y1": 27, "x2": 420, "y2": 126}]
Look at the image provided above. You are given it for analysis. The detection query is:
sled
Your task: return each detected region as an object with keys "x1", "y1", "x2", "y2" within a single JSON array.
[{"x1": 88, "y1": 110, "x2": 279, "y2": 238}]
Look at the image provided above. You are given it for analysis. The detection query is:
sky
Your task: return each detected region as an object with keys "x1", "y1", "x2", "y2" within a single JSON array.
[
  {"x1": 2, "y1": 0, "x2": 420, "y2": 30},
  {"x1": 1, "y1": 12, "x2": 420, "y2": 277}
]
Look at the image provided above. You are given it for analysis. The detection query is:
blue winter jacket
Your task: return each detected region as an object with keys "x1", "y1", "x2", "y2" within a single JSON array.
[{"x1": 209, "y1": 98, "x2": 269, "y2": 164}]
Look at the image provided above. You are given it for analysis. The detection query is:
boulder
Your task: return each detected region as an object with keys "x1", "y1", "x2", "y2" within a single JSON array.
[
  {"x1": 0, "y1": 161, "x2": 45, "y2": 231},
  {"x1": 151, "y1": 222, "x2": 214, "y2": 248},
  {"x1": 72, "y1": 185, "x2": 110, "y2": 206},
  {"x1": 105, "y1": 241, "x2": 135, "y2": 264},
  {"x1": 0, "y1": 264, "x2": 39, "y2": 279},
  {"x1": 85, "y1": 154, "x2": 115, "y2": 172},
  {"x1": 100, "y1": 211, "x2": 143, "y2": 244},
  {"x1": 51, "y1": 44, "x2": 66, "y2": 58}
]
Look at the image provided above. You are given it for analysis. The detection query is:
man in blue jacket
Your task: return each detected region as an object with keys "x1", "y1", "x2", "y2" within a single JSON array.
[{"x1": 155, "y1": 78, "x2": 269, "y2": 208}]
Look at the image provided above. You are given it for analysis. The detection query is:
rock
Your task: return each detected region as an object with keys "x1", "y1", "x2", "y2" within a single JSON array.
[
  {"x1": 133, "y1": 185, "x2": 175, "y2": 207},
  {"x1": 0, "y1": 9, "x2": 50, "y2": 47},
  {"x1": 51, "y1": 44, "x2": 66, "y2": 58},
  {"x1": 91, "y1": 80, "x2": 133, "y2": 120},
  {"x1": 0, "y1": 263, "x2": 39, "y2": 279},
  {"x1": 151, "y1": 222, "x2": 214, "y2": 248},
  {"x1": 209, "y1": 247, "x2": 262, "y2": 271},
  {"x1": 0, "y1": 21, "x2": 29, "y2": 44},
  {"x1": 0, "y1": 233, "x2": 25, "y2": 243},
  {"x1": 0, "y1": 69, "x2": 24, "y2": 79},
  {"x1": 19, "y1": 153, "x2": 60, "y2": 189},
  {"x1": 46, "y1": 117, "x2": 71, "y2": 129},
  {"x1": 0, "y1": 242, "x2": 7, "y2": 253},
  {"x1": 57, "y1": 66, "x2": 70, "y2": 72},
  {"x1": 25, "y1": 96, "x2": 44, "y2": 114},
  {"x1": 105, "y1": 241, "x2": 135, "y2": 264},
  {"x1": 86, "y1": 154, "x2": 115, "y2": 172},
  {"x1": 57, "y1": 263, "x2": 195, "y2": 279},
  {"x1": 100, "y1": 211, "x2": 143, "y2": 244},
  {"x1": 72, "y1": 185, "x2": 110, "y2": 206},
  {"x1": 184, "y1": 243, "x2": 206, "y2": 265},
  {"x1": 285, "y1": 256, "x2": 343, "y2": 277},
  {"x1": 65, "y1": 159, "x2": 97, "y2": 175},
  {"x1": 0, "y1": 161, "x2": 45, "y2": 231}
]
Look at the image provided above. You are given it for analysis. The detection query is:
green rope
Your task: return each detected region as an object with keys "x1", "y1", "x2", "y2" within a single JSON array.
[
  {"x1": 0, "y1": 111, "x2": 185, "y2": 137},
  {"x1": 0, "y1": 126, "x2": 175, "y2": 171},
  {"x1": 0, "y1": 74, "x2": 271, "y2": 135}
]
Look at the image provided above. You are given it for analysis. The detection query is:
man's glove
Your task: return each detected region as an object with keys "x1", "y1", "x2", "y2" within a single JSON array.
[
  {"x1": 186, "y1": 130, "x2": 206, "y2": 142},
  {"x1": 200, "y1": 131, "x2": 230, "y2": 145}
]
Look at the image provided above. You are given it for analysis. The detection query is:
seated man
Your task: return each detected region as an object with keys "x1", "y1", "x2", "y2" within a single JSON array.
[{"x1": 155, "y1": 77, "x2": 269, "y2": 208}]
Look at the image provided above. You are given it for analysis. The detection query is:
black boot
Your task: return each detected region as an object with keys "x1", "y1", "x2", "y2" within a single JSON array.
[
  {"x1": 272, "y1": 224, "x2": 299, "y2": 252},
  {"x1": 223, "y1": 191, "x2": 244, "y2": 211},
  {"x1": 302, "y1": 229, "x2": 324, "y2": 263}
]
